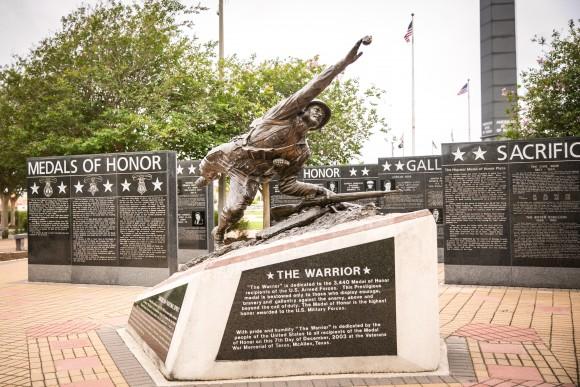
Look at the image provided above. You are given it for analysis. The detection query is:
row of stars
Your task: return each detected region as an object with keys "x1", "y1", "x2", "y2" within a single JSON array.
[
  {"x1": 451, "y1": 146, "x2": 487, "y2": 161},
  {"x1": 177, "y1": 164, "x2": 197, "y2": 175},
  {"x1": 347, "y1": 167, "x2": 370, "y2": 176},
  {"x1": 30, "y1": 178, "x2": 164, "y2": 194},
  {"x1": 381, "y1": 160, "x2": 406, "y2": 172}
]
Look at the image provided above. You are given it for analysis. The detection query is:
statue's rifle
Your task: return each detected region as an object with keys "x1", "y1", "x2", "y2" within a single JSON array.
[{"x1": 270, "y1": 190, "x2": 400, "y2": 221}]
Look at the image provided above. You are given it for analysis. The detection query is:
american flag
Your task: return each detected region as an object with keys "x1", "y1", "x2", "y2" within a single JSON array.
[
  {"x1": 457, "y1": 82, "x2": 468, "y2": 95},
  {"x1": 404, "y1": 21, "x2": 413, "y2": 42}
]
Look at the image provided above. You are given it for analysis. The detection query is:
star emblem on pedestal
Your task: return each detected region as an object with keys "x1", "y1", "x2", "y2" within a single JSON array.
[
  {"x1": 382, "y1": 160, "x2": 392, "y2": 171},
  {"x1": 361, "y1": 167, "x2": 369, "y2": 176},
  {"x1": 176, "y1": 165, "x2": 184, "y2": 175},
  {"x1": 57, "y1": 181, "x2": 67, "y2": 194},
  {"x1": 395, "y1": 161, "x2": 404, "y2": 171},
  {"x1": 103, "y1": 179, "x2": 113, "y2": 192},
  {"x1": 152, "y1": 177, "x2": 163, "y2": 191},
  {"x1": 30, "y1": 182, "x2": 40, "y2": 195},
  {"x1": 267, "y1": 272, "x2": 274, "y2": 280},
  {"x1": 452, "y1": 147, "x2": 466, "y2": 162},
  {"x1": 121, "y1": 179, "x2": 131, "y2": 192},
  {"x1": 74, "y1": 181, "x2": 84, "y2": 193},
  {"x1": 349, "y1": 168, "x2": 357, "y2": 176},
  {"x1": 473, "y1": 146, "x2": 487, "y2": 160},
  {"x1": 188, "y1": 164, "x2": 196, "y2": 174},
  {"x1": 363, "y1": 267, "x2": 371, "y2": 275}
]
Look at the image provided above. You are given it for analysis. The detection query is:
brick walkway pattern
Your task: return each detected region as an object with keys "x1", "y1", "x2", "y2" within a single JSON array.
[{"x1": 0, "y1": 259, "x2": 578, "y2": 387}]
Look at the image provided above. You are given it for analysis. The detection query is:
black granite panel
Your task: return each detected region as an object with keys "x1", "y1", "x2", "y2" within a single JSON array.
[
  {"x1": 217, "y1": 238, "x2": 396, "y2": 360},
  {"x1": 443, "y1": 137, "x2": 580, "y2": 269},
  {"x1": 442, "y1": 142, "x2": 511, "y2": 266},
  {"x1": 177, "y1": 160, "x2": 213, "y2": 251},
  {"x1": 508, "y1": 139, "x2": 580, "y2": 268},
  {"x1": 128, "y1": 283, "x2": 188, "y2": 362},
  {"x1": 378, "y1": 156, "x2": 443, "y2": 247},
  {"x1": 27, "y1": 175, "x2": 72, "y2": 265},
  {"x1": 27, "y1": 151, "x2": 176, "y2": 270},
  {"x1": 269, "y1": 165, "x2": 380, "y2": 222}
]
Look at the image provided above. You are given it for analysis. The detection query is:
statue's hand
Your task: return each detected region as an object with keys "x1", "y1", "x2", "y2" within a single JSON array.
[{"x1": 345, "y1": 35, "x2": 372, "y2": 64}]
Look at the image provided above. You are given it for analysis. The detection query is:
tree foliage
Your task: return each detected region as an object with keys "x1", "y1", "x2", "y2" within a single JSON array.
[
  {"x1": 505, "y1": 19, "x2": 580, "y2": 139},
  {"x1": 0, "y1": 0, "x2": 387, "y2": 195}
]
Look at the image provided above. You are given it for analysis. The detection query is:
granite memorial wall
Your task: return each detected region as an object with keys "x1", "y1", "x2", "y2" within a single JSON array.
[
  {"x1": 177, "y1": 160, "x2": 214, "y2": 263},
  {"x1": 443, "y1": 137, "x2": 580, "y2": 288},
  {"x1": 377, "y1": 156, "x2": 443, "y2": 252},
  {"x1": 269, "y1": 164, "x2": 380, "y2": 221},
  {"x1": 27, "y1": 151, "x2": 177, "y2": 286}
]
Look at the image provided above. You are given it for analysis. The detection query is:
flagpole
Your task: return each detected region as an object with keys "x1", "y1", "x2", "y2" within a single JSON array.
[
  {"x1": 467, "y1": 78, "x2": 471, "y2": 142},
  {"x1": 411, "y1": 13, "x2": 415, "y2": 156}
]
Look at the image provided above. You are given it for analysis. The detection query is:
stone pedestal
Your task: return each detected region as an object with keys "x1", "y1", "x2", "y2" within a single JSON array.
[{"x1": 127, "y1": 210, "x2": 439, "y2": 381}]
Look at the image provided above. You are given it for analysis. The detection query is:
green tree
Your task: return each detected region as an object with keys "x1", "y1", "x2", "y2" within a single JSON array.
[
  {"x1": 0, "y1": 0, "x2": 387, "y2": 196},
  {"x1": 0, "y1": 88, "x2": 27, "y2": 235},
  {"x1": 506, "y1": 19, "x2": 580, "y2": 139},
  {"x1": 0, "y1": 0, "x2": 213, "y2": 157}
]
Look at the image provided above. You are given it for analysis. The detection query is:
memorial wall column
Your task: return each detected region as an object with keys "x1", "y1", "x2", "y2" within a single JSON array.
[
  {"x1": 508, "y1": 139, "x2": 580, "y2": 268},
  {"x1": 27, "y1": 151, "x2": 177, "y2": 284},
  {"x1": 442, "y1": 143, "x2": 510, "y2": 266}
]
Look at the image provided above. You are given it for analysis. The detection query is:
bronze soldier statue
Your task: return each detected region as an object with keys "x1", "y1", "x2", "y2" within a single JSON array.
[{"x1": 196, "y1": 36, "x2": 373, "y2": 242}]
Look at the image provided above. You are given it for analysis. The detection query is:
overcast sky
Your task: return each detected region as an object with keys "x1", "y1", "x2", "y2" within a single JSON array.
[{"x1": 1, "y1": 0, "x2": 578, "y2": 163}]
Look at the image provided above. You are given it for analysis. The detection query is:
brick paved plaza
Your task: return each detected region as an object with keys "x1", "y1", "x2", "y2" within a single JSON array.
[{"x1": 0, "y1": 253, "x2": 578, "y2": 387}]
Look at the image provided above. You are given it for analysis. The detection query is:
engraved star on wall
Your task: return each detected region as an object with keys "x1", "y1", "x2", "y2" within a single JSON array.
[
  {"x1": 361, "y1": 167, "x2": 369, "y2": 176},
  {"x1": 57, "y1": 181, "x2": 67, "y2": 194},
  {"x1": 74, "y1": 181, "x2": 84, "y2": 193},
  {"x1": 363, "y1": 267, "x2": 371, "y2": 274},
  {"x1": 176, "y1": 165, "x2": 184, "y2": 175},
  {"x1": 473, "y1": 146, "x2": 487, "y2": 160},
  {"x1": 121, "y1": 179, "x2": 131, "y2": 192},
  {"x1": 30, "y1": 182, "x2": 40, "y2": 195},
  {"x1": 349, "y1": 168, "x2": 357, "y2": 176},
  {"x1": 395, "y1": 161, "x2": 404, "y2": 171},
  {"x1": 188, "y1": 164, "x2": 196, "y2": 174},
  {"x1": 382, "y1": 160, "x2": 392, "y2": 171},
  {"x1": 452, "y1": 147, "x2": 466, "y2": 161},
  {"x1": 267, "y1": 272, "x2": 274, "y2": 279},
  {"x1": 152, "y1": 177, "x2": 164, "y2": 191},
  {"x1": 103, "y1": 180, "x2": 114, "y2": 192}
]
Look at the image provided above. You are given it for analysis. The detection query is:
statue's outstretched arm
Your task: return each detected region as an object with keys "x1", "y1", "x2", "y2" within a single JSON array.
[{"x1": 263, "y1": 36, "x2": 372, "y2": 120}]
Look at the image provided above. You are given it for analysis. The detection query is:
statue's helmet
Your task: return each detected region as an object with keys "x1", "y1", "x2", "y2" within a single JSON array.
[{"x1": 304, "y1": 99, "x2": 331, "y2": 129}]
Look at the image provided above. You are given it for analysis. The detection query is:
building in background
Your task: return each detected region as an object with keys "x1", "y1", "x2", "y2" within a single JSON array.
[{"x1": 480, "y1": 0, "x2": 517, "y2": 140}]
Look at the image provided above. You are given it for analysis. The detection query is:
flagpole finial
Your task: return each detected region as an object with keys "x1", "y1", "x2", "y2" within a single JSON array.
[{"x1": 411, "y1": 13, "x2": 414, "y2": 17}]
